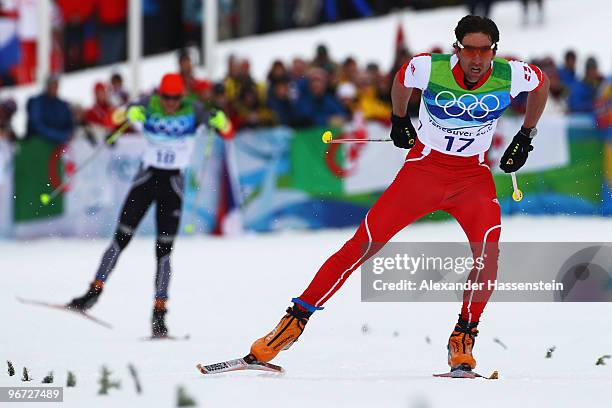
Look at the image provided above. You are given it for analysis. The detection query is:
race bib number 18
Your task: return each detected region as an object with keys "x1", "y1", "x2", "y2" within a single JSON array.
[{"x1": 156, "y1": 150, "x2": 176, "y2": 165}]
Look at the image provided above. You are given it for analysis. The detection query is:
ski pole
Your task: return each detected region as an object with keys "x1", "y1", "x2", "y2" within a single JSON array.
[
  {"x1": 511, "y1": 172, "x2": 523, "y2": 202},
  {"x1": 321, "y1": 130, "x2": 391, "y2": 144},
  {"x1": 40, "y1": 121, "x2": 131, "y2": 206}
]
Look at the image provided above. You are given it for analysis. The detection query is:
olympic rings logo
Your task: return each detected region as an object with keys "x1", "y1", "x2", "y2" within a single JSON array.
[
  {"x1": 148, "y1": 114, "x2": 192, "y2": 135},
  {"x1": 434, "y1": 91, "x2": 500, "y2": 119}
]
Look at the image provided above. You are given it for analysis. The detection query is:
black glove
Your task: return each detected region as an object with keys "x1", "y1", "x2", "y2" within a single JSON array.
[
  {"x1": 390, "y1": 114, "x2": 417, "y2": 149},
  {"x1": 499, "y1": 127, "x2": 535, "y2": 173}
]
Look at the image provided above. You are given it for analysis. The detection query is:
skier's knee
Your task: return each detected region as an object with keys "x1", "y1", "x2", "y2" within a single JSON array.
[
  {"x1": 114, "y1": 224, "x2": 135, "y2": 250},
  {"x1": 156, "y1": 235, "x2": 174, "y2": 259}
]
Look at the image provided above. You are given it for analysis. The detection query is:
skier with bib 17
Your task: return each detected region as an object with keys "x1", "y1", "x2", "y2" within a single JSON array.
[
  {"x1": 249, "y1": 15, "x2": 549, "y2": 372},
  {"x1": 67, "y1": 73, "x2": 232, "y2": 338}
]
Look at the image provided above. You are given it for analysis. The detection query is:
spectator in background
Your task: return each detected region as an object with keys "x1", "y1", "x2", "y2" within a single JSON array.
[
  {"x1": 210, "y1": 82, "x2": 237, "y2": 127},
  {"x1": 375, "y1": 69, "x2": 392, "y2": 105},
  {"x1": 108, "y1": 72, "x2": 129, "y2": 107},
  {"x1": 291, "y1": 57, "x2": 308, "y2": 81},
  {"x1": 98, "y1": 0, "x2": 127, "y2": 65},
  {"x1": 225, "y1": 57, "x2": 257, "y2": 103},
  {"x1": 56, "y1": 0, "x2": 98, "y2": 71},
  {"x1": 338, "y1": 57, "x2": 359, "y2": 84},
  {"x1": 0, "y1": 98, "x2": 17, "y2": 142},
  {"x1": 267, "y1": 60, "x2": 289, "y2": 89},
  {"x1": 312, "y1": 44, "x2": 337, "y2": 75},
  {"x1": 178, "y1": 48, "x2": 201, "y2": 98},
  {"x1": 354, "y1": 70, "x2": 391, "y2": 122},
  {"x1": 238, "y1": 59, "x2": 257, "y2": 89},
  {"x1": 293, "y1": 68, "x2": 347, "y2": 127},
  {"x1": 265, "y1": 59, "x2": 292, "y2": 108},
  {"x1": 234, "y1": 85, "x2": 277, "y2": 129},
  {"x1": 193, "y1": 79, "x2": 213, "y2": 105},
  {"x1": 267, "y1": 75, "x2": 299, "y2": 127},
  {"x1": 558, "y1": 50, "x2": 577, "y2": 87},
  {"x1": 568, "y1": 57, "x2": 604, "y2": 114},
  {"x1": 336, "y1": 81, "x2": 359, "y2": 118},
  {"x1": 71, "y1": 103, "x2": 97, "y2": 145},
  {"x1": 26, "y1": 75, "x2": 74, "y2": 144},
  {"x1": 466, "y1": 0, "x2": 494, "y2": 18},
  {"x1": 224, "y1": 54, "x2": 240, "y2": 100},
  {"x1": 290, "y1": 57, "x2": 309, "y2": 96},
  {"x1": 521, "y1": 0, "x2": 544, "y2": 25},
  {"x1": 84, "y1": 82, "x2": 114, "y2": 130}
]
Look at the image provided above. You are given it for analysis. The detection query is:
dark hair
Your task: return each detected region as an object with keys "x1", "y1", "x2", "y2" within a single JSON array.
[
  {"x1": 564, "y1": 50, "x2": 576, "y2": 61},
  {"x1": 585, "y1": 56, "x2": 598, "y2": 70},
  {"x1": 178, "y1": 48, "x2": 191, "y2": 63},
  {"x1": 454, "y1": 15, "x2": 499, "y2": 45},
  {"x1": 110, "y1": 72, "x2": 123, "y2": 83}
]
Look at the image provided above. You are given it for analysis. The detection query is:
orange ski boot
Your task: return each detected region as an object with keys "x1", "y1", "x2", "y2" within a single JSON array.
[
  {"x1": 447, "y1": 317, "x2": 479, "y2": 371},
  {"x1": 250, "y1": 302, "x2": 313, "y2": 363}
]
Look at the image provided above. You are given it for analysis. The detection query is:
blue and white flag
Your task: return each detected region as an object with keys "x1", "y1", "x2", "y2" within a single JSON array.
[{"x1": 0, "y1": 4, "x2": 21, "y2": 75}]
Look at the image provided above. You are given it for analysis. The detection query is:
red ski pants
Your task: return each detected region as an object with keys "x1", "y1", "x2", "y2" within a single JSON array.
[{"x1": 298, "y1": 141, "x2": 501, "y2": 323}]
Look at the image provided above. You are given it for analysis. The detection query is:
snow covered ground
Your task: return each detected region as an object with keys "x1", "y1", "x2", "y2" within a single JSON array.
[{"x1": 2, "y1": 216, "x2": 612, "y2": 407}]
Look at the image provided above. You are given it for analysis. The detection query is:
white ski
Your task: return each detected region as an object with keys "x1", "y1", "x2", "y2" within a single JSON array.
[
  {"x1": 196, "y1": 354, "x2": 284, "y2": 375},
  {"x1": 433, "y1": 369, "x2": 499, "y2": 379}
]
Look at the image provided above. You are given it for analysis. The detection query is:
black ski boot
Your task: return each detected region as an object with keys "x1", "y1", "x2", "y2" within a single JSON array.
[
  {"x1": 67, "y1": 282, "x2": 103, "y2": 311},
  {"x1": 152, "y1": 308, "x2": 168, "y2": 338}
]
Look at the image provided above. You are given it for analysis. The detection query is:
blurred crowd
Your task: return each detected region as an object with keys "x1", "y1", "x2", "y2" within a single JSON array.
[
  {"x1": 0, "y1": 0, "x2": 472, "y2": 84},
  {"x1": 0, "y1": 0, "x2": 609, "y2": 149},
  {"x1": 0, "y1": 41, "x2": 610, "y2": 154},
  {"x1": 0, "y1": 0, "x2": 549, "y2": 85}
]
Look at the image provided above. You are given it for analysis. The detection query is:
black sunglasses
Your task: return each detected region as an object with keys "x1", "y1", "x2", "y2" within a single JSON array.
[{"x1": 161, "y1": 94, "x2": 182, "y2": 101}]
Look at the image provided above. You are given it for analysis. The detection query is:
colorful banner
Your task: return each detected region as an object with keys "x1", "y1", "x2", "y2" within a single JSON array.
[
  {"x1": 233, "y1": 114, "x2": 602, "y2": 231},
  {"x1": 13, "y1": 137, "x2": 64, "y2": 223},
  {"x1": 2, "y1": 114, "x2": 609, "y2": 238}
]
